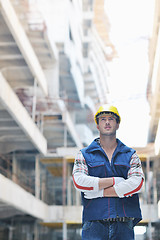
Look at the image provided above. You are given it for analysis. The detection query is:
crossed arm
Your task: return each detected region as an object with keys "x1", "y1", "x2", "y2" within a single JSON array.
[{"x1": 72, "y1": 151, "x2": 144, "y2": 199}]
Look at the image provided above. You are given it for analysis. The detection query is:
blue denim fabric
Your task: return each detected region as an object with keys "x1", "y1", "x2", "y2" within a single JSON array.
[{"x1": 82, "y1": 220, "x2": 134, "y2": 240}]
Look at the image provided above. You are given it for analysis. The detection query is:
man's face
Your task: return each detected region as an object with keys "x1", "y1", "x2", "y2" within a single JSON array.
[{"x1": 97, "y1": 114, "x2": 119, "y2": 136}]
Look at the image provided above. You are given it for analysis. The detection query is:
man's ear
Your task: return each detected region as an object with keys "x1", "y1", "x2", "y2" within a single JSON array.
[
  {"x1": 97, "y1": 124, "x2": 99, "y2": 130},
  {"x1": 116, "y1": 123, "x2": 119, "y2": 130}
]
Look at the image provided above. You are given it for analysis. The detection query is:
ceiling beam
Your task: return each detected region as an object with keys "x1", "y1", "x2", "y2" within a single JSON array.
[
  {"x1": 0, "y1": 73, "x2": 47, "y2": 155},
  {"x1": 0, "y1": 0, "x2": 48, "y2": 95}
]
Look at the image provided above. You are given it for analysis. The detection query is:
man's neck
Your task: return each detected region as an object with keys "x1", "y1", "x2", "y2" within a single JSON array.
[
  {"x1": 100, "y1": 135, "x2": 117, "y2": 151},
  {"x1": 99, "y1": 135, "x2": 118, "y2": 161}
]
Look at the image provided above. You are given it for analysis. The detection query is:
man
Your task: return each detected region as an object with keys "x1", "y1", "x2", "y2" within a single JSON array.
[{"x1": 72, "y1": 105, "x2": 144, "y2": 240}]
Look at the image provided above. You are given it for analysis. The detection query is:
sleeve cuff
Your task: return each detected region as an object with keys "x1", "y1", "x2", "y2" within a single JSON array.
[
  {"x1": 95, "y1": 177, "x2": 100, "y2": 191},
  {"x1": 113, "y1": 185, "x2": 124, "y2": 198}
]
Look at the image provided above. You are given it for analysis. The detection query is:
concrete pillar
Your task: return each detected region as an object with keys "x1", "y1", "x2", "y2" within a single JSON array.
[
  {"x1": 41, "y1": 174, "x2": 46, "y2": 202},
  {"x1": 146, "y1": 157, "x2": 153, "y2": 240},
  {"x1": 147, "y1": 157, "x2": 151, "y2": 204},
  {"x1": 153, "y1": 158, "x2": 158, "y2": 204},
  {"x1": 64, "y1": 125, "x2": 67, "y2": 147},
  {"x1": 63, "y1": 221, "x2": 67, "y2": 240},
  {"x1": 35, "y1": 155, "x2": 40, "y2": 199},
  {"x1": 67, "y1": 163, "x2": 71, "y2": 205},
  {"x1": 32, "y1": 79, "x2": 37, "y2": 122},
  {"x1": 147, "y1": 221, "x2": 153, "y2": 240},
  {"x1": 8, "y1": 226, "x2": 14, "y2": 240},
  {"x1": 12, "y1": 152, "x2": 18, "y2": 183},
  {"x1": 44, "y1": 65, "x2": 59, "y2": 99},
  {"x1": 63, "y1": 157, "x2": 67, "y2": 205},
  {"x1": 76, "y1": 190, "x2": 81, "y2": 206},
  {"x1": 33, "y1": 221, "x2": 39, "y2": 240}
]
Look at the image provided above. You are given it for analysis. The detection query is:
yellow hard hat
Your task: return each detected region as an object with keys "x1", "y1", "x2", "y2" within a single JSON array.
[{"x1": 94, "y1": 105, "x2": 121, "y2": 124}]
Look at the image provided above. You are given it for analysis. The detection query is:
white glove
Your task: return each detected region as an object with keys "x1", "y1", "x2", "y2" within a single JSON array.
[
  {"x1": 84, "y1": 189, "x2": 104, "y2": 199},
  {"x1": 113, "y1": 177, "x2": 125, "y2": 185}
]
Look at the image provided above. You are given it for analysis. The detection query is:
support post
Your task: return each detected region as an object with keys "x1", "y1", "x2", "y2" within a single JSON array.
[
  {"x1": 32, "y1": 79, "x2": 37, "y2": 122},
  {"x1": 8, "y1": 226, "x2": 14, "y2": 240},
  {"x1": 12, "y1": 152, "x2": 18, "y2": 183},
  {"x1": 63, "y1": 157, "x2": 67, "y2": 205},
  {"x1": 35, "y1": 155, "x2": 40, "y2": 199},
  {"x1": 147, "y1": 157, "x2": 152, "y2": 240},
  {"x1": 63, "y1": 221, "x2": 67, "y2": 240},
  {"x1": 33, "y1": 220, "x2": 39, "y2": 240},
  {"x1": 67, "y1": 163, "x2": 71, "y2": 205},
  {"x1": 147, "y1": 156, "x2": 151, "y2": 204}
]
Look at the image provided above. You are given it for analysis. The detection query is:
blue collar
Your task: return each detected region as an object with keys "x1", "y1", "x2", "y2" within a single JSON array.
[{"x1": 85, "y1": 138, "x2": 133, "y2": 154}]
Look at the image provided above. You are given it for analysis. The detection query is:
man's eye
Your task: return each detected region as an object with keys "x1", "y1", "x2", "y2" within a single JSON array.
[{"x1": 109, "y1": 117, "x2": 114, "y2": 120}]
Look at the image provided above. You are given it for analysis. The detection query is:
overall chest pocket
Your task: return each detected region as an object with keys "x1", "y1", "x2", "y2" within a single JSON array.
[
  {"x1": 87, "y1": 161, "x2": 106, "y2": 177},
  {"x1": 113, "y1": 162, "x2": 130, "y2": 178}
]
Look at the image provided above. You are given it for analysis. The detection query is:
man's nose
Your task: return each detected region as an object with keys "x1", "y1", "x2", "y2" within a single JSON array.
[{"x1": 105, "y1": 119, "x2": 110, "y2": 124}]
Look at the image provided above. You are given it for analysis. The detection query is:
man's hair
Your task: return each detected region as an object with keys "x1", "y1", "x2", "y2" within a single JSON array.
[{"x1": 96, "y1": 112, "x2": 119, "y2": 125}]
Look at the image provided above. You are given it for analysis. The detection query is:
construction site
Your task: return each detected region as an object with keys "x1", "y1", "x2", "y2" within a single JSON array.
[{"x1": 0, "y1": 0, "x2": 159, "y2": 239}]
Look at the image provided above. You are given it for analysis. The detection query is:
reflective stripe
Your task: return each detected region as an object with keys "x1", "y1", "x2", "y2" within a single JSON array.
[{"x1": 124, "y1": 178, "x2": 144, "y2": 197}]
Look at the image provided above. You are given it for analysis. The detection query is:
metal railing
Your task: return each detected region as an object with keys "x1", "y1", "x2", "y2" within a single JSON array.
[{"x1": 0, "y1": 154, "x2": 34, "y2": 194}]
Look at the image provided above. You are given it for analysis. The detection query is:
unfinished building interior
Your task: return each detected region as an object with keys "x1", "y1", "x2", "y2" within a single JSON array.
[{"x1": 0, "y1": 0, "x2": 160, "y2": 239}]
